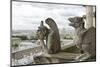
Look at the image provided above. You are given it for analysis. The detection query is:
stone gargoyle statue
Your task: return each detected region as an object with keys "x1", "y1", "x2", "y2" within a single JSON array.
[
  {"x1": 68, "y1": 16, "x2": 96, "y2": 59},
  {"x1": 36, "y1": 18, "x2": 61, "y2": 54}
]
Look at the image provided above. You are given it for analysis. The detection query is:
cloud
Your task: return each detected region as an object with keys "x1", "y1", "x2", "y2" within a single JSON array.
[{"x1": 12, "y1": 1, "x2": 86, "y2": 30}]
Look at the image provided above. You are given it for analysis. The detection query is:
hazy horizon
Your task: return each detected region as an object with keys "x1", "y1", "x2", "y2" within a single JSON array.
[{"x1": 12, "y1": 1, "x2": 86, "y2": 31}]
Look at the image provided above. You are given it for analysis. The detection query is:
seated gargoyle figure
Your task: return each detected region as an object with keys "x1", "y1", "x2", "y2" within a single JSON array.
[
  {"x1": 36, "y1": 21, "x2": 49, "y2": 52},
  {"x1": 68, "y1": 16, "x2": 96, "y2": 59},
  {"x1": 45, "y1": 18, "x2": 61, "y2": 54},
  {"x1": 37, "y1": 18, "x2": 61, "y2": 54}
]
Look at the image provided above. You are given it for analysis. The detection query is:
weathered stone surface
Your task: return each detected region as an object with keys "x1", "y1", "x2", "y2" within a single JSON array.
[
  {"x1": 68, "y1": 16, "x2": 96, "y2": 58},
  {"x1": 45, "y1": 18, "x2": 61, "y2": 54},
  {"x1": 37, "y1": 21, "x2": 49, "y2": 40},
  {"x1": 37, "y1": 18, "x2": 61, "y2": 54},
  {"x1": 42, "y1": 52, "x2": 81, "y2": 60},
  {"x1": 36, "y1": 21, "x2": 49, "y2": 52}
]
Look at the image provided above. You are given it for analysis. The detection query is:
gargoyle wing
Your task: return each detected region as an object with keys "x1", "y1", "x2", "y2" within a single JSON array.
[{"x1": 82, "y1": 27, "x2": 96, "y2": 44}]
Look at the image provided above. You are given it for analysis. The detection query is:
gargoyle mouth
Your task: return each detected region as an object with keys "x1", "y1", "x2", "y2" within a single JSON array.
[
  {"x1": 69, "y1": 23, "x2": 74, "y2": 26},
  {"x1": 68, "y1": 18, "x2": 74, "y2": 26}
]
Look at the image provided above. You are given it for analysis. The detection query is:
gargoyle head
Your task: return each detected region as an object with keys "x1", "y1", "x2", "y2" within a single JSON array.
[
  {"x1": 68, "y1": 17, "x2": 84, "y2": 28},
  {"x1": 36, "y1": 21, "x2": 49, "y2": 40}
]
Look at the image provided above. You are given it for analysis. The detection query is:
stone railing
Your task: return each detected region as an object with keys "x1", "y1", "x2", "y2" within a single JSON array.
[{"x1": 12, "y1": 45, "x2": 43, "y2": 60}]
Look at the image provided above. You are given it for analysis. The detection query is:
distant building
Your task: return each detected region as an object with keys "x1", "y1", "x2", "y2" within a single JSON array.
[{"x1": 12, "y1": 37, "x2": 21, "y2": 45}]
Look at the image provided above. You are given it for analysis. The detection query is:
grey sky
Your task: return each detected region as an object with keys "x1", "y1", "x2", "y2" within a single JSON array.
[{"x1": 12, "y1": 1, "x2": 86, "y2": 30}]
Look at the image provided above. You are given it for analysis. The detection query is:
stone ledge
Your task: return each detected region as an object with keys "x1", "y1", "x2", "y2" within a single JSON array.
[{"x1": 42, "y1": 52, "x2": 81, "y2": 60}]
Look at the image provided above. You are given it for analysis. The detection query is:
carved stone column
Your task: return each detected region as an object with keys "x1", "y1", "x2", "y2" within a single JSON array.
[{"x1": 85, "y1": 6, "x2": 94, "y2": 29}]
